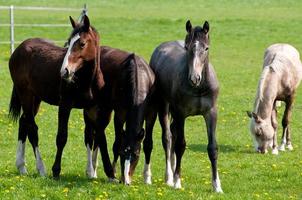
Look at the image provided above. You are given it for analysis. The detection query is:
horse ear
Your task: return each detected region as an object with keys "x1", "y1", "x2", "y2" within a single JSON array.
[
  {"x1": 246, "y1": 111, "x2": 253, "y2": 118},
  {"x1": 69, "y1": 16, "x2": 77, "y2": 28},
  {"x1": 83, "y1": 15, "x2": 90, "y2": 32},
  {"x1": 186, "y1": 20, "x2": 192, "y2": 33},
  {"x1": 137, "y1": 129, "x2": 145, "y2": 141},
  {"x1": 203, "y1": 21, "x2": 209, "y2": 34},
  {"x1": 252, "y1": 112, "x2": 261, "y2": 123}
]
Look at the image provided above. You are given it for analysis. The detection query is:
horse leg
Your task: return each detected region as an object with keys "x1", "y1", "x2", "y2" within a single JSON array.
[
  {"x1": 52, "y1": 103, "x2": 72, "y2": 178},
  {"x1": 28, "y1": 98, "x2": 46, "y2": 176},
  {"x1": 279, "y1": 97, "x2": 294, "y2": 151},
  {"x1": 169, "y1": 113, "x2": 185, "y2": 189},
  {"x1": 16, "y1": 113, "x2": 28, "y2": 175},
  {"x1": 271, "y1": 104, "x2": 279, "y2": 155},
  {"x1": 112, "y1": 110, "x2": 126, "y2": 177},
  {"x1": 83, "y1": 109, "x2": 97, "y2": 178},
  {"x1": 204, "y1": 107, "x2": 223, "y2": 193},
  {"x1": 158, "y1": 102, "x2": 174, "y2": 186},
  {"x1": 143, "y1": 107, "x2": 157, "y2": 185},
  {"x1": 95, "y1": 109, "x2": 116, "y2": 181}
]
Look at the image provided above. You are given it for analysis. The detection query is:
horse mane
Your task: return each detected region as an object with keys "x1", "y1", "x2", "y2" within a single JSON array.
[
  {"x1": 254, "y1": 54, "x2": 284, "y2": 112},
  {"x1": 65, "y1": 25, "x2": 99, "y2": 47}
]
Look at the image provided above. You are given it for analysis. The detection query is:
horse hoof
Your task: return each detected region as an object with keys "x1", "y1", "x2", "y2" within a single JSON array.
[
  {"x1": 287, "y1": 144, "x2": 293, "y2": 151},
  {"x1": 86, "y1": 169, "x2": 97, "y2": 179},
  {"x1": 174, "y1": 178, "x2": 182, "y2": 189},
  {"x1": 108, "y1": 177, "x2": 119, "y2": 183},
  {"x1": 271, "y1": 148, "x2": 279, "y2": 155},
  {"x1": 278, "y1": 144, "x2": 286, "y2": 151},
  {"x1": 144, "y1": 176, "x2": 152, "y2": 185},
  {"x1": 18, "y1": 166, "x2": 28, "y2": 175},
  {"x1": 166, "y1": 179, "x2": 174, "y2": 187},
  {"x1": 214, "y1": 187, "x2": 224, "y2": 193}
]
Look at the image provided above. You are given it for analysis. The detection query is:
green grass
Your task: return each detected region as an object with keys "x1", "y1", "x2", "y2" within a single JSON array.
[{"x1": 1, "y1": 0, "x2": 302, "y2": 199}]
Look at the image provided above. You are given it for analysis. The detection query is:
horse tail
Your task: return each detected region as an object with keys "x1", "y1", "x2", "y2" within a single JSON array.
[
  {"x1": 9, "y1": 85, "x2": 21, "y2": 122},
  {"x1": 122, "y1": 53, "x2": 138, "y2": 106}
]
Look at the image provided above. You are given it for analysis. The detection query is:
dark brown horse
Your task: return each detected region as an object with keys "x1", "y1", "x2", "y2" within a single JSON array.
[
  {"x1": 144, "y1": 20, "x2": 223, "y2": 192},
  {"x1": 83, "y1": 46, "x2": 155, "y2": 184},
  {"x1": 8, "y1": 15, "x2": 113, "y2": 179}
]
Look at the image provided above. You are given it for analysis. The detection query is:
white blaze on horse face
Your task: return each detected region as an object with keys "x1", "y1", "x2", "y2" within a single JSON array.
[
  {"x1": 143, "y1": 162, "x2": 152, "y2": 184},
  {"x1": 16, "y1": 140, "x2": 27, "y2": 175},
  {"x1": 35, "y1": 147, "x2": 46, "y2": 176},
  {"x1": 189, "y1": 41, "x2": 203, "y2": 86},
  {"x1": 124, "y1": 159, "x2": 131, "y2": 185},
  {"x1": 61, "y1": 33, "x2": 80, "y2": 76}
]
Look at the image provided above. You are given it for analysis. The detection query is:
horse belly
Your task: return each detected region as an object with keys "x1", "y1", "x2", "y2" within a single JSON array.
[{"x1": 176, "y1": 96, "x2": 211, "y2": 117}]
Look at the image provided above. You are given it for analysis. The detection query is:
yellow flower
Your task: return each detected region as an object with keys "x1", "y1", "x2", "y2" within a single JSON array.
[
  {"x1": 62, "y1": 188, "x2": 69, "y2": 193},
  {"x1": 157, "y1": 192, "x2": 163, "y2": 196}
]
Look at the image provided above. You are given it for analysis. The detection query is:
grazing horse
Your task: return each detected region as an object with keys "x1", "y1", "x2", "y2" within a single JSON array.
[
  {"x1": 247, "y1": 44, "x2": 302, "y2": 154},
  {"x1": 144, "y1": 20, "x2": 223, "y2": 192},
  {"x1": 83, "y1": 46, "x2": 155, "y2": 184},
  {"x1": 8, "y1": 15, "x2": 112, "y2": 179}
]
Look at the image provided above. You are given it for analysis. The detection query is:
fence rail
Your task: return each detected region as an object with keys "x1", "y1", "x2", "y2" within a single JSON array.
[{"x1": 0, "y1": 5, "x2": 87, "y2": 54}]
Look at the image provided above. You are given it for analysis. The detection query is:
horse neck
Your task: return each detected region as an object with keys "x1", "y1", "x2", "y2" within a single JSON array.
[{"x1": 253, "y1": 67, "x2": 278, "y2": 119}]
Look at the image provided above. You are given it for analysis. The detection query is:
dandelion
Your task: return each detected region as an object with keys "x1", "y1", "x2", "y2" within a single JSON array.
[
  {"x1": 103, "y1": 191, "x2": 108, "y2": 197},
  {"x1": 272, "y1": 164, "x2": 277, "y2": 169},
  {"x1": 62, "y1": 187, "x2": 69, "y2": 193},
  {"x1": 157, "y1": 192, "x2": 163, "y2": 196}
]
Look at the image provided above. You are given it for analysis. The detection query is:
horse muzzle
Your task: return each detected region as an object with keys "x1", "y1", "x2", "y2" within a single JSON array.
[
  {"x1": 189, "y1": 74, "x2": 202, "y2": 87},
  {"x1": 61, "y1": 68, "x2": 76, "y2": 83}
]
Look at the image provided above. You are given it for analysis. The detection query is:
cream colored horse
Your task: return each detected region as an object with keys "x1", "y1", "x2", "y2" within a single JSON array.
[{"x1": 248, "y1": 43, "x2": 302, "y2": 154}]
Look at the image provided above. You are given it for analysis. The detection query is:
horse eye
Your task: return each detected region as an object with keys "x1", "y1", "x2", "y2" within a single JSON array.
[
  {"x1": 205, "y1": 47, "x2": 209, "y2": 51},
  {"x1": 79, "y1": 42, "x2": 86, "y2": 48}
]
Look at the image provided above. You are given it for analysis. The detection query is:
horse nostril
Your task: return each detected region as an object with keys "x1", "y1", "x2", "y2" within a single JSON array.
[{"x1": 197, "y1": 75, "x2": 201, "y2": 82}]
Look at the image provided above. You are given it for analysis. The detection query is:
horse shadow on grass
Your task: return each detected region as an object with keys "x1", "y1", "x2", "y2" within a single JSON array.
[
  {"x1": 188, "y1": 143, "x2": 256, "y2": 154},
  {"x1": 187, "y1": 143, "x2": 238, "y2": 153}
]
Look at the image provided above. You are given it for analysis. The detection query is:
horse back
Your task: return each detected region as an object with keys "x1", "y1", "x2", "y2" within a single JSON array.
[{"x1": 9, "y1": 38, "x2": 67, "y2": 105}]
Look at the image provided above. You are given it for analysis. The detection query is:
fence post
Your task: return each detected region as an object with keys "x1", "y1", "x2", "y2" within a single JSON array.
[{"x1": 10, "y1": 5, "x2": 14, "y2": 54}]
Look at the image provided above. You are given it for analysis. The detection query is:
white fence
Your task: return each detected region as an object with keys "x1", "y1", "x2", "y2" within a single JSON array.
[{"x1": 0, "y1": 5, "x2": 87, "y2": 54}]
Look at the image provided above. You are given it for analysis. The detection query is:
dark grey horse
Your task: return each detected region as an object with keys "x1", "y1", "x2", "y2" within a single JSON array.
[{"x1": 144, "y1": 20, "x2": 223, "y2": 192}]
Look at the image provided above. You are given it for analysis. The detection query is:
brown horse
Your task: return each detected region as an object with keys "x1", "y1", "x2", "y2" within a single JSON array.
[
  {"x1": 83, "y1": 46, "x2": 155, "y2": 184},
  {"x1": 8, "y1": 15, "x2": 111, "y2": 179}
]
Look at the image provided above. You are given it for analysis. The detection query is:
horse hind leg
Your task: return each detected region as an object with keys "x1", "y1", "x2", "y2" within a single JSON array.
[
  {"x1": 112, "y1": 111, "x2": 125, "y2": 178},
  {"x1": 16, "y1": 114, "x2": 28, "y2": 175},
  {"x1": 83, "y1": 110, "x2": 97, "y2": 179},
  {"x1": 143, "y1": 107, "x2": 157, "y2": 185},
  {"x1": 27, "y1": 98, "x2": 46, "y2": 176},
  {"x1": 159, "y1": 102, "x2": 174, "y2": 187},
  {"x1": 170, "y1": 115, "x2": 185, "y2": 189},
  {"x1": 279, "y1": 97, "x2": 294, "y2": 151}
]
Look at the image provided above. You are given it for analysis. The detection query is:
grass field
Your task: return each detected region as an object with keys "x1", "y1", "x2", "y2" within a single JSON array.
[{"x1": 0, "y1": 0, "x2": 302, "y2": 199}]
